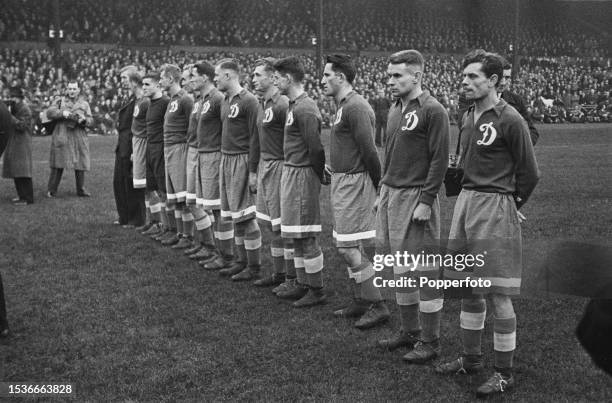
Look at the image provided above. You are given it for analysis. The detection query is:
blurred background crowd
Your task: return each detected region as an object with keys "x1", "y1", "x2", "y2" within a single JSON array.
[
  {"x1": 2, "y1": 0, "x2": 609, "y2": 57},
  {"x1": 0, "y1": 0, "x2": 610, "y2": 133}
]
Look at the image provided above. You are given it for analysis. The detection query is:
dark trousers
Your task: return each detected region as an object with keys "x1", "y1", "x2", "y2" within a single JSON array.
[
  {"x1": 14, "y1": 177, "x2": 34, "y2": 203},
  {"x1": 0, "y1": 272, "x2": 7, "y2": 329},
  {"x1": 375, "y1": 121, "x2": 387, "y2": 147},
  {"x1": 48, "y1": 168, "x2": 87, "y2": 195},
  {"x1": 113, "y1": 155, "x2": 145, "y2": 226}
]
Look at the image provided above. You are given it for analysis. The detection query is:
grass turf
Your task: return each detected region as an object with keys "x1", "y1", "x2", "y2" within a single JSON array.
[{"x1": 1, "y1": 124, "x2": 611, "y2": 401}]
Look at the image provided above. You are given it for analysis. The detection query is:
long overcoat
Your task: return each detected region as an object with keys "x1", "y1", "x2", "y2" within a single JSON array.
[
  {"x1": 2, "y1": 101, "x2": 33, "y2": 178},
  {"x1": 46, "y1": 96, "x2": 93, "y2": 171}
]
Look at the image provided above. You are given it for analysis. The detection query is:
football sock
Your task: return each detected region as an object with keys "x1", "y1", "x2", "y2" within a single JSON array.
[
  {"x1": 284, "y1": 239, "x2": 296, "y2": 279},
  {"x1": 243, "y1": 220, "x2": 262, "y2": 268},
  {"x1": 271, "y1": 236, "x2": 285, "y2": 275},
  {"x1": 460, "y1": 298, "x2": 486, "y2": 356},
  {"x1": 494, "y1": 315, "x2": 516, "y2": 371}
]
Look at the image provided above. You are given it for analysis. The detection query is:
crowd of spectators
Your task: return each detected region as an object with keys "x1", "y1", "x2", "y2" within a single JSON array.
[
  {"x1": 1, "y1": 0, "x2": 610, "y2": 58},
  {"x1": 0, "y1": 47, "x2": 609, "y2": 135}
]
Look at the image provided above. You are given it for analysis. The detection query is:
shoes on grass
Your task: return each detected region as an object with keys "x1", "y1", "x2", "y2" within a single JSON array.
[
  {"x1": 276, "y1": 279, "x2": 308, "y2": 300},
  {"x1": 435, "y1": 355, "x2": 484, "y2": 375},
  {"x1": 378, "y1": 330, "x2": 420, "y2": 351},
  {"x1": 476, "y1": 371, "x2": 514, "y2": 397},
  {"x1": 219, "y1": 261, "x2": 246, "y2": 277},
  {"x1": 253, "y1": 273, "x2": 285, "y2": 287},
  {"x1": 200, "y1": 255, "x2": 227, "y2": 270},
  {"x1": 403, "y1": 339, "x2": 441, "y2": 364},
  {"x1": 171, "y1": 236, "x2": 192, "y2": 249},
  {"x1": 184, "y1": 244, "x2": 202, "y2": 255},
  {"x1": 135, "y1": 222, "x2": 153, "y2": 232},
  {"x1": 334, "y1": 298, "x2": 369, "y2": 318},
  {"x1": 231, "y1": 266, "x2": 260, "y2": 282},
  {"x1": 354, "y1": 301, "x2": 390, "y2": 330},
  {"x1": 293, "y1": 287, "x2": 326, "y2": 307}
]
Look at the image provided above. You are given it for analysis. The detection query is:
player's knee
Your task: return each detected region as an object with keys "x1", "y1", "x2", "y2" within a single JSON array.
[
  {"x1": 488, "y1": 294, "x2": 514, "y2": 318},
  {"x1": 302, "y1": 237, "x2": 321, "y2": 257},
  {"x1": 337, "y1": 247, "x2": 361, "y2": 266},
  {"x1": 461, "y1": 297, "x2": 486, "y2": 312},
  {"x1": 241, "y1": 218, "x2": 259, "y2": 234}
]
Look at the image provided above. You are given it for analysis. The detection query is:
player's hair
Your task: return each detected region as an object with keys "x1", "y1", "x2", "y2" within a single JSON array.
[
  {"x1": 143, "y1": 72, "x2": 161, "y2": 82},
  {"x1": 160, "y1": 63, "x2": 182, "y2": 83},
  {"x1": 273, "y1": 56, "x2": 305, "y2": 83},
  {"x1": 388, "y1": 50, "x2": 424, "y2": 70},
  {"x1": 67, "y1": 79, "x2": 79, "y2": 87},
  {"x1": 325, "y1": 54, "x2": 356, "y2": 84},
  {"x1": 216, "y1": 58, "x2": 241, "y2": 74},
  {"x1": 193, "y1": 61, "x2": 215, "y2": 81},
  {"x1": 121, "y1": 65, "x2": 142, "y2": 86},
  {"x1": 254, "y1": 57, "x2": 277, "y2": 75},
  {"x1": 502, "y1": 58, "x2": 512, "y2": 71},
  {"x1": 462, "y1": 49, "x2": 504, "y2": 88}
]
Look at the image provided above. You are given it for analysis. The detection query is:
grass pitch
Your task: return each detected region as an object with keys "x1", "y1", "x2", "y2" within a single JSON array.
[{"x1": 1, "y1": 124, "x2": 611, "y2": 401}]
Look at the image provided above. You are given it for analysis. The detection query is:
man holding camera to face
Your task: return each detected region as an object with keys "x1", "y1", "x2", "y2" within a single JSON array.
[{"x1": 46, "y1": 80, "x2": 93, "y2": 198}]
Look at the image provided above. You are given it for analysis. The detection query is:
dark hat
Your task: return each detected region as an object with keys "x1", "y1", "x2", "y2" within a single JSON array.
[{"x1": 9, "y1": 86, "x2": 24, "y2": 98}]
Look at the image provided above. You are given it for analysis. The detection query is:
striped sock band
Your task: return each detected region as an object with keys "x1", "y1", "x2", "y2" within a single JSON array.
[
  {"x1": 283, "y1": 239, "x2": 295, "y2": 278},
  {"x1": 215, "y1": 215, "x2": 234, "y2": 259},
  {"x1": 460, "y1": 298, "x2": 486, "y2": 356},
  {"x1": 293, "y1": 242, "x2": 306, "y2": 285},
  {"x1": 494, "y1": 315, "x2": 517, "y2": 370},
  {"x1": 271, "y1": 237, "x2": 285, "y2": 275},
  {"x1": 174, "y1": 209, "x2": 183, "y2": 234},
  {"x1": 243, "y1": 221, "x2": 261, "y2": 267},
  {"x1": 182, "y1": 211, "x2": 194, "y2": 237}
]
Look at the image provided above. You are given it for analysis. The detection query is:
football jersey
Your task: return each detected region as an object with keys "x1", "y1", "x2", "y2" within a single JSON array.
[
  {"x1": 383, "y1": 90, "x2": 449, "y2": 206},
  {"x1": 131, "y1": 97, "x2": 149, "y2": 139},
  {"x1": 187, "y1": 96, "x2": 202, "y2": 148},
  {"x1": 283, "y1": 92, "x2": 325, "y2": 180},
  {"x1": 220, "y1": 88, "x2": 259, "y2": 172},
  {"x1": 163, "y1": 89, "x2": 193, "y2": 145},
  {"x1": 329, "y1": 91, "x2": 380, "y2": 187},
  {"x1": 460, "y1": 99, "x2": 539, "y2": 206},
  {"x1": 259, "y1": 89, "x2": 289, "y2": 161},
  {"x1": 145, "y1": 95, "x2": 170, "y2": 144},
  {"x1": 197, "y1": 88, "x2": 224, "y2": 153}
]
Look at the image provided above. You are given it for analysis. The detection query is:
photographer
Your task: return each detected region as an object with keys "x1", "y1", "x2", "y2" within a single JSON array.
[
  {"x1": 2, "y1": 86, "x2": 34, "y2": 205},
  {"x1": 46, "y1": 80, "x2": 93, "y2": 197}
]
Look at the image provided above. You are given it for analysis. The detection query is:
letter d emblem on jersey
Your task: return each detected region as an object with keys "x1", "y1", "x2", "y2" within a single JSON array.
[
  {"x1": 168, "y1": 100, "x2": 178, "y2": 113},
  {"x1": 263, "y1": 107, "x2": 273, "y2": 123},
  {"x1": 201, "y1": 101, "x2": 210, "y2": 114},
  {"x1": 333, "y1": 107, "x2": 343, "y2": 126},
  {"x1": 286, "y1": 111, "x2": 294, "y2": 126},
  {"x1": 477, "y1": 122, "x2": 497, "y2": 146},
  {"x1": 228, "y1": 104, "x2": 239, "y2": 118},
  {"x1": 401, "y1": 111, "x2": 418, "y2": 131}
]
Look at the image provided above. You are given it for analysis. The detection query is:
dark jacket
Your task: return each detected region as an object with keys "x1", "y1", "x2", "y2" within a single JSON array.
[
  {"x1": 501, "y1": 90, "x2": 540, "y2": 146},
  {"x1": 116, "y1": 96, "x2": 135, "y2": 158},
  {"x1": 2, "y1": 100, "x2": 33, "y2": 178},
  {"x1": 0, "y1": 101, "x2": 11, "y2": 157}
]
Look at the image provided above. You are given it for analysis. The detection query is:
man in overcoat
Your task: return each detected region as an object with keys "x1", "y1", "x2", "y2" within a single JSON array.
[
  {"x1": 46, "y1": 80, "x2": 93, "y2": 197},
  {"x1": 2, "y1": 86, "x2": 34, "y2": 205}
]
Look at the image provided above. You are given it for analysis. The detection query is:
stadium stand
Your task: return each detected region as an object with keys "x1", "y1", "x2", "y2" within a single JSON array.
[
  {"x1": 1, "y1": 0, "x2": 610, "y2": 57},
  {"x1": 0, "y1": 0, "x2": 609, "y2": 130}
]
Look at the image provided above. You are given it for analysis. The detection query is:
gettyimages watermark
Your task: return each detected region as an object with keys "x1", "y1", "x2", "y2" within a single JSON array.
[
  {"x1": 371, "y1": 250, "x2": 492, "y2": 290},
  {"x1": 372, "y1": 250, "x2": 488, "y2": 272}
]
